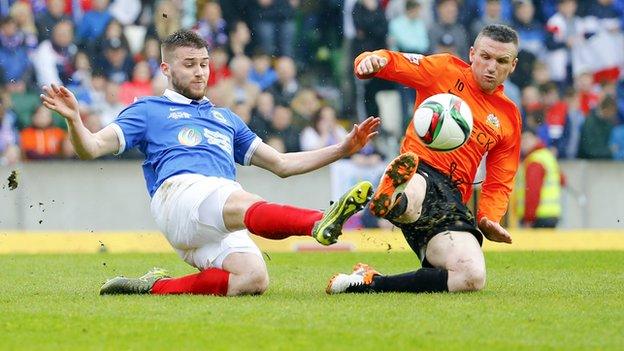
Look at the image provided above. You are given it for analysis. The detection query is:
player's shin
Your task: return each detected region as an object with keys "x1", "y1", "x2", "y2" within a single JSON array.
[
  {"x1": 243, "y1": 201, "x2": 323, "y2": 239},
  {"x1": 151, "y1": 268, "x2": 230, "y2": 295}
]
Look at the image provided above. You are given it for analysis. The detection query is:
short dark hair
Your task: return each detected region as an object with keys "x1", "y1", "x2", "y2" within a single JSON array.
[
  {"x1": 161, "y1": 30, "x2": 208, "y2": 60},
  {"x1": 476, "y1": 24, "x2": 519, "y2": 47}
]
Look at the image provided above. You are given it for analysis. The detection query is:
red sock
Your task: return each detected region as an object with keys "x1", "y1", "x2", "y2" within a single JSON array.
[
  {"x1": 244, "y1": 201, "x2": 323, "y2": 239},
  {"x1": 151, "y1": 268, "x2": 230, "y2": 295}
]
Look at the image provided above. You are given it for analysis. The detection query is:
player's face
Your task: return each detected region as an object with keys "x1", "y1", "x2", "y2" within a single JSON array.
[
  {"x1": 469, "y1": 36, "x2": 518, "y2": 94},
  {"x1": 162, "y1": 46, "x2": 209, "y2": 100}
]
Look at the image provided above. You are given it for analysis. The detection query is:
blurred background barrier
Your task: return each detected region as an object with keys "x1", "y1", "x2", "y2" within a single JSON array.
[{"x1": 1, "y1": 159, "x2": 623, "y2": 231}]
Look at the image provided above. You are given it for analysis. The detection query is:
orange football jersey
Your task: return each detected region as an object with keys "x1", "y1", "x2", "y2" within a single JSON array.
[{"x1": 355, "y1": 51, "x2": 522, "y2": 223}]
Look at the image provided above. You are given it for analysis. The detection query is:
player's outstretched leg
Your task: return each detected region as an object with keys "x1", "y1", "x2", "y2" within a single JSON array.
[
  {"x1": 100, "y1": 267, "x2": 170, "y2": 295},
  {"x1": 326, "y1": 263, "x2": 380, "y2": 294},
  {"x1": 370, "y1": 152, "x2": 419, "y2": 218},
  {"x1": 312, "y1": 181, "x2": 373, "y2": 245},
  {"x1": 326, "y1": 263, "x2": 449, "y2": 294}
]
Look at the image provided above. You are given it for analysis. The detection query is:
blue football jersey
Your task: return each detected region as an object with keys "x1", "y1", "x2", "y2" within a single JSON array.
[{"x1": 110, "y1": 89, "x2": 261, "y2": 196}]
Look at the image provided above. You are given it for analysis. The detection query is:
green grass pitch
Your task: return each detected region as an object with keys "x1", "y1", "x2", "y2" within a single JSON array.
[{"x1": 0, "y1": 251, "x2": 622, "y2": 350}]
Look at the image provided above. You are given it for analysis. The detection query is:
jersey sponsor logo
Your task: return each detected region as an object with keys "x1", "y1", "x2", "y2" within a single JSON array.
[
  {"x1": 203, "y1": 128, "x2": 232, "y2": 155},
  {"x1": 177, "y1": 127, "x2": 203, "y2": 146},
  {"x1": 402, "y1": 53, "x2": 423, "y2": 65},
  {"x1": 486, "y1": 114, "x2": 500, "y2": 129},
  {"x1": 211, "y1": 111, "x2": 230, "y2": 126},
  {"x1": 475, "y1": 131, "x2": 495, "y2": 152},
  {"x1": 168, "y1": 110, "x2": 192, "y2": 120}
]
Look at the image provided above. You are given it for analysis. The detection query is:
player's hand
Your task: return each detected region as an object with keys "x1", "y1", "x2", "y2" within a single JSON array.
[
  {"x1": 340, "y1": 116, "x2": 381, "y2": 156},
  {"x1": 356, "y1": 55, "x2": 388, "y2": 76},
  {"x1": 478, "y1": 217, "x2": 513, "y2": 244},
  {"x1": 40, "y1": 84, "x2": 80, "y2": 122}
]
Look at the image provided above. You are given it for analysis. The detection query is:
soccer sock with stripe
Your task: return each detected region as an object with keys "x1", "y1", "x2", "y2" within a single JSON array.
[
  {"x1": 244, "y1": 201, "x2": 323, "y2": 239},
  {"x1": 151, "y1": 268, "x2": 230, "y2": 295},
  {"x1": 348, "y1": 268, "x2": 449, "y2": 293}
]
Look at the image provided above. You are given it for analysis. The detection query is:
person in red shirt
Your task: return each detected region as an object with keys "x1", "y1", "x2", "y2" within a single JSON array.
[{"x1": 327, "y1": 24, "x2": 522, "y2": 295}]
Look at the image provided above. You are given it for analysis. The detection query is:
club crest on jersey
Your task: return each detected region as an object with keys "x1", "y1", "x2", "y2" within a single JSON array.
[
  {"x1": 486, "y1": 114, "x2": 500, "y2": 129},
  {"x1": 178, "y1": 127, "x2": 202, "y2": 146},
  {"x1": 168, "y1": 110, "x2": 192, "y2": 120},
  {"x1": 212, "y1": 111, "x2": 230, "y2": 126},
  {"x1": 402, "y1": 53, "x2": 423, "y2": 65}
]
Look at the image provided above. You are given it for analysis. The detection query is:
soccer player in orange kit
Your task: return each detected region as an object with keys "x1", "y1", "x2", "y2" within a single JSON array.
[{"x1": 327, "y1": 24, "x2": 522, "y2": 294}]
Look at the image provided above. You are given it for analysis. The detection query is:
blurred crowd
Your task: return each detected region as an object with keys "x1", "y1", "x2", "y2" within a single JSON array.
[{"x1": 0, "y1": 0, "x2": 624, "y2": 167}]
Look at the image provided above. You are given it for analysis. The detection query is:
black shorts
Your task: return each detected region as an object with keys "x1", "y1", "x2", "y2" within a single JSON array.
[{"x1": 390, "y1": 162, "x2": 483, "y2": 267}]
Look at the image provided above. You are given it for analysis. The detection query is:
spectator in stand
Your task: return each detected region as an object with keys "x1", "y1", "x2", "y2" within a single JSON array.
[
  {"x1": 19, "y1": 105, "x2": 69, "y2": 160},
  {"x1": 388, "y1": 0, "x2": 429, "y2": 121},
  {"x1": 353, "y1": 0, "x2": 389, "y2": 118},
  {"x1": 0, "y1": 92, "x2": 20, "y2": 166},
  {"x1": 118, "y1": 61, "x2": 154, "y2": 106},
  {"x1": 98, "y1": 39, "x2": 134, "y2": 84},
  {"x1": 269, "y1": 104, "x2": 300, "y2": 152},
  {"x1": 388, "y1": 0, "x2": 429, "y2": 54},
  {"x1": 540, "y1": 82, "x2": 568, "y2": 152},
  {"x1": 146, "y1": 0, "x2": 181, "y2": 42},
  {"x1": 76, "y1": 0, "x2": 112, "y2": 46},
  {"x1": 194, "y1": 1, "x2": 228, "y2": 50},
  {"x1": 470, "y1": 0, "x2": 510, "y2": 43},
  {"x1": 610, "y1": 120, "x2": 624, "y2": 160},
  {"x1": 226, "y1": 20, "x2": 252, "y2": 58},
  {"x1": 511, "y1": 0, "x2": 546, "y2": 60},
  {"x1": 429, "y1": 0, "x2": 469, "y2": 60},
  {"x1": 213, "y1": 55, "x2": 260, "y2": 111},
  {"x1": 108, "y1": 0, "x2": 142, "y2": 26},
  {"x1": 0, "y1": 17, "x2": 34, "y2": 86},
  {"x1": 252, "y1": 0, "x2": 297, "y2": 58},
  {"x1": 434, "y1": 32, "x2": 458, "y2": 55},
  {"x1": 584, "y1": 0, "x2": 624, "y2": 83},
  {"x1": 248, "y1": 49, "x2": 277, "y2": 91},
  {"x1": 232, "y1": 101, "x2": 252, "y2": 125},
  {"x1": 31, "y1": 19, "x2": 77, "y2": 87},
  {"x1": 249, "y1": 91, "x2": 274, "y2": 137},
  {"x1": 578, "y1": 95, "x2": 618, "y2": 159},
  {"x1": 559, "y1": 87, "x2": 585, "y2": 159},
  {"x1": 516, "y1": 127, "x2": 563, "y2": 228},
  {"x1": 267, "y1": 56, "x2": 300, "y2": 106},
  {"x1": 206, "y1": 46, "x2": 231, "y2": 87},
  {"x1": 521, "y1": 84, "x2": 543, "y2": 116},
  {"x1": 10, "y1": 1, "x2": 38, "y2": 42},
  {"x1": 545, "y1": 0, "x2": 583, "y2": 90},
  {"x1": 68, "y1": 51, "x2": 94, "y2": 104},
  {"x1": 92, "y1": 81, "x2": 124, "y2": 126},
  {"x1": 35, "y1": 0, "x2": 70, "y2": 42},
  {"x1": 93, "y1": 19, "x2": 130, "y2": 59},
  {"x1": 575, "y1": 71, "x2": 601, "y2": 116},
  {"x1": 300, "y1": 105, "x2": 348, "y2": 151},
  {"x1": 290, "y1": 88, "x2": 322, "y2": 129},
  {"x1": 137, "y1": 37, "x2": 162, "y2": 78}
]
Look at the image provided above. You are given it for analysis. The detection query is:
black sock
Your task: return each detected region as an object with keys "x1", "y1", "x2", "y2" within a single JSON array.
[
  {"x1": 385, "y1": 194, "x2": 408, "y2": 220},
  {"x1": 358, "y1": 268, "x2": 449, "y2": 293}
]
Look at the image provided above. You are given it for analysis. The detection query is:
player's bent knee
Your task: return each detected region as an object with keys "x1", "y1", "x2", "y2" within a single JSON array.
[
  {"x1": 457, "y1": 264, "x2": 486, "y2": 292},
  {"x1": 238, "y1": 269, "x2": 270, "y2": 295}
]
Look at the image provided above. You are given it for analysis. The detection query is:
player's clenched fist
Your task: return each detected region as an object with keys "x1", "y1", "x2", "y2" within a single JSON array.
[{"x1": 356, "y1": 54, "x2": 388, "y2": 76}]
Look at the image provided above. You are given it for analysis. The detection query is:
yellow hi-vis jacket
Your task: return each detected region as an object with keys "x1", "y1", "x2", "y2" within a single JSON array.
[{"x1": 516, "y1": 148, "x2": 562, "y2": 219}]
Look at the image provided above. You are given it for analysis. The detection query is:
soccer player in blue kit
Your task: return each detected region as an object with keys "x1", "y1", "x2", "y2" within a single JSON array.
[{"x1": 40, "y1": 30, "x2": 380, "y2": 296}]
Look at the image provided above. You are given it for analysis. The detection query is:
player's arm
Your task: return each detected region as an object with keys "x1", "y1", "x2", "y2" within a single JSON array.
[
  {"x1": 40, "y1": 84, "x2": 119, "y2": 159},
  {"x1": 477, "y1": 115, "x2": 522, "y2": 244},
  {"x1": 354, "y1": 49, "x2": 438, "y2": 88},
  {"x1": 250, "y1": 116, "x2": 380, "y2": 177}
]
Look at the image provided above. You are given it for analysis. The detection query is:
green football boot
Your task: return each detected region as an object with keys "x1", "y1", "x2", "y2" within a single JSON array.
[
  {"x1": 312, "y1": 181, "x2": 373, "y2": 245},
  {"x1": 100, "y1": 267, "x2": 170, "y2": 295}
]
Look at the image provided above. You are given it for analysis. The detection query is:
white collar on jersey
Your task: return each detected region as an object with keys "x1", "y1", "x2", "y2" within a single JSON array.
[{"x1": 163, "y1": 89, "x2": 211, "y2": 105}]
